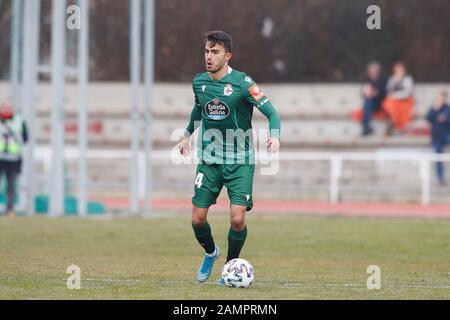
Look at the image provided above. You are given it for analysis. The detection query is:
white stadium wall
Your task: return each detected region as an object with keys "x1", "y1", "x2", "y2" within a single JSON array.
[
  {"x1": 0, "y1": 81, "x2": 447, "y2": 148},
  {"x1": 1, "y1": 81, "x2": 449, "y2": 204}
]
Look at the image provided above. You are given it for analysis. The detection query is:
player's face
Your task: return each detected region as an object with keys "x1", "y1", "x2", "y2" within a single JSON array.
[{"x1": 204, "y1": 41, "x2": 232, "y2": 73}]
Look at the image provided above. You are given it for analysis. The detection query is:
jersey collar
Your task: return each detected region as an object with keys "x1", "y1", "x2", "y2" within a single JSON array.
[{"x1": 208, "y1": 66, "x2": 233, "y2": 82}]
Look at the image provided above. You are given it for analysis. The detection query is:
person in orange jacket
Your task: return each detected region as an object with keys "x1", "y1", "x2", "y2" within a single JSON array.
[{"x1": 382, "y1": 62, "x2": 415, "y2": 135}]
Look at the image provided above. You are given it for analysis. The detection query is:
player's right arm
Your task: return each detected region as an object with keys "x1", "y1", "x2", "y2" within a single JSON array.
[{"x1": 178, "y1": 80, "x2": 202, "y2": 156}]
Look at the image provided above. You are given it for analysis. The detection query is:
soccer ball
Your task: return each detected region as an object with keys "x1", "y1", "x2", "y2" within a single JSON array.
[{"x1": 221, "y1": 258, "x2": 254, "y2": 288}]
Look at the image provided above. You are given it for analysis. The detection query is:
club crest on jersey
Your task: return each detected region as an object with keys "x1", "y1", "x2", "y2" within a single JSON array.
[
  {"x1": 205, "y1": 98, "x2": 230, "y2": 120},
  {"x1": 224, "y1": 84, "x2": 233, "y2": 96}
]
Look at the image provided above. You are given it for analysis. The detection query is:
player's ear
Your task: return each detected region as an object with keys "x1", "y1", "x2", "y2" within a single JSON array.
[{"x1": 225, "y1": 52, "x2": 232, "y2": 61}]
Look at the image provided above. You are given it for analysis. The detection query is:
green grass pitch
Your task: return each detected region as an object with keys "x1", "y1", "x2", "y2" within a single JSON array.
[{"x1": 0, "y1": 213, "x2": 449, "y2": 299}]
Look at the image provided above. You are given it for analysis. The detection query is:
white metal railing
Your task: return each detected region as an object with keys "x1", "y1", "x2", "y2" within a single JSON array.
[{"x1": 29, "y1": 146, "x2": 450, "y2": 207}]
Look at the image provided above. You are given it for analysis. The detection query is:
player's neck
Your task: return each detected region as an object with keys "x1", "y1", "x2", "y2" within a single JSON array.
[{"x1": 209, "y1": 64, "x2": 229, "y2": 81}]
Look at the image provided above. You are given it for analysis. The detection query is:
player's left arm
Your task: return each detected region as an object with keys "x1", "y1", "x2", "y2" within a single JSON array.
[
  {"x1": 244, "y1": 78, "x2": 281, "y2": 153},
  {"x1": 260, "y1": 102, "x2": 281, "y2": 153}
]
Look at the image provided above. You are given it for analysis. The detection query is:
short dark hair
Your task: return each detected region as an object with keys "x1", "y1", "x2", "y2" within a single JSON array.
[{"x1": 204, "y1": 30, "x2": 232, "y2": 53}]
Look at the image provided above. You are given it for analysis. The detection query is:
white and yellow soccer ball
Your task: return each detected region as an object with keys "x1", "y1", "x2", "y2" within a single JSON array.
[{"x1": 221, "y1": 258, "x2": 254, "y2": 288}]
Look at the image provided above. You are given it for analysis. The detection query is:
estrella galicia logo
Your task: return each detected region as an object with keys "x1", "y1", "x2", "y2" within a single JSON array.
[{"x1": 205, "y1": 98, "x2": 230, "y2": 120}]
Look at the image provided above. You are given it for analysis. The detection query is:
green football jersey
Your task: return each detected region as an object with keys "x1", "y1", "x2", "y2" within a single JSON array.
[{"x1": 187, "y1": 66, "x2": 279, "y2": 164}]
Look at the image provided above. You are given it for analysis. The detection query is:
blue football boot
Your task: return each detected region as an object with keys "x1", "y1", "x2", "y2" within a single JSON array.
[
  {"x1": 217, "y1": 277, "x2": 226, "y2": 286},
  {"x1": 196, "y1": 245, "x2": 220, "y2": 282}
]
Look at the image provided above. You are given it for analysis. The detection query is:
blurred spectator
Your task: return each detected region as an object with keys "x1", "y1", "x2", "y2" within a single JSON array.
[
  {"x1": 382, "y1": 62, "x2": 415, "y2": 135},
  {"x1": 426, "y1": 91, "x2": 450, "y2": 186},
  {"x1": 361, "y1": 62, "x2": 387, "y2": 136},
  {"x1": 0, "y1": 102, "x2": 28, "y2": 218}
]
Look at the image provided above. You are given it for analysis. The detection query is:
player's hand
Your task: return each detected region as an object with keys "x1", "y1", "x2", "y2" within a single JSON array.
[
  {"x1": 177, "y1": 136, "x2": 191, "y2": 156},
  {"x1": 266, "y1": 137, "x2": 280, "y2": 153}
]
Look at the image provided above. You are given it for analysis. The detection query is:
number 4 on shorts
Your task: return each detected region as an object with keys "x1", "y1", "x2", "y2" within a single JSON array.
[{"x1": 195, "y1": 172, "x2": 204, "y2": 188}]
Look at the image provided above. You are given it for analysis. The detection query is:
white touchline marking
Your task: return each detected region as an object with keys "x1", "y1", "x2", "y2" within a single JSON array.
[
  {"x1": 81, "y1": 278, "x2": 450, "y2": 290},
  {"x1": 2, "y1": 276, "x2": 447, "y2": 291}
]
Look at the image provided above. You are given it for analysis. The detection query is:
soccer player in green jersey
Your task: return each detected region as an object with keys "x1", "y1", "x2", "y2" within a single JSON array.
[{"x1": 177, "y1": 30, "x2": 281, "y2": 285}]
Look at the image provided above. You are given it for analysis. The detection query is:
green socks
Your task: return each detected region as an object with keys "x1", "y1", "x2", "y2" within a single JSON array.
[
  {"x1": 192, "y1": 222, "x2": 216, "y2": 255},
  {"x1": 226, "y1": 225, "x2": 248, "y2": 263},
  {"x1": 192, "y1": 222, "x2": 248, "y2": 260}
]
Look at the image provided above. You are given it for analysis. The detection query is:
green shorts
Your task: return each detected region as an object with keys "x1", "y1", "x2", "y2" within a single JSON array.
[{"x1": 192, "y1": 163, "x2": 255, "y2": 211}]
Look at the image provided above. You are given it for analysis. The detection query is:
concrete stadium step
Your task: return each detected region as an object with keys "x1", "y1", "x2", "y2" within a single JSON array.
[
  {"x1": 0, "y1": 81, "x2": 441, "y2": 148},
  {"x1": 1, "y1": 82, "x2": 446, "y2": 119},
  {"x1": 34, "y1": 115, "x2": 430, "y2": 148}
]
